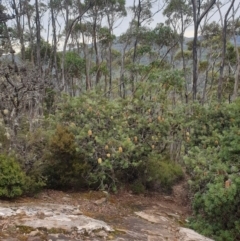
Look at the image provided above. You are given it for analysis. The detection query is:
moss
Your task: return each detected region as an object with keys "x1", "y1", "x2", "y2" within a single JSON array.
[
  {"x1": 48, "y1": 227, "x2": 69, "y2": 234},
  {"x1": 17, "y1": 225, "x2": 35, "y2": 234},
  {"x1": 17, "y1": 235, "x2": 28, "y2": 241}
]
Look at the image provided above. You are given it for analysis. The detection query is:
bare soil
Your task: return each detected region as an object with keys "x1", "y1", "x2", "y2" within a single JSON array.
[{"x1": 0, "y1": 180, "x2": 192, "y2": 241}]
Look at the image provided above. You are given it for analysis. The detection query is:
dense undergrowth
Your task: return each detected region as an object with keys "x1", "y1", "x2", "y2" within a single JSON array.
[
  {"x1": 0, "y1": 87, "x2": 240, "y2": 240},
  {"x1": 44, "y1": 89, "x2": 184, "y2": 192},
  {"x1": 184, "y1": 101, "x2": 240, "y2": 241}
]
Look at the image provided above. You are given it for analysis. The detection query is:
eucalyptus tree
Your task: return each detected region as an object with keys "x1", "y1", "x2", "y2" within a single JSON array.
[
  {"x1": 0, "y1": 2, "x2": 15, "y2": 61},
  {"x1": 25, "y1": 1, "x2": 35, "y2": 64},
  {"x1": 61, "y1": 0, "x2": 92, "y2": 92},
  {"x1": 9, "y1": 0, "x2": 47, "y2": 68},
  {"x1": 49, "y1": 0, "x2": 60, "y2": 86},
  {"x1": 128, "y1": 0, "x2": 153, "y2": 92},
  {"x1": 118, "y1": 31, "x2": 131, "y2": 98},
  {"x1": 118, "y1": 22, "x2": 179, "y2": 99},
  {"x1": 98, "y1": 26, "x2": 115, "y2": 94},
  {"x1": 191, "y1": 0, "x2": 216, "y2": 100},
  {"x1": 151, "y1": 23, "x2": 179, "y2": 62},
  {"x1": 82, "y1": 0, "x2": 105, "y2": 86},
  {"x1": 64, "y1": 51, "x2": 85, "y2": 96},
  {"x1": 79, "y1": 21, "x2": 93, "y2": 90},
  {"x1": 10, "y1": 0, "x2": 28, "y2": 60},
  {"x1": 217, "y1": 0, "x2": 236, "y2": 102},
  {"x1": 163, "y1": 0, "x2": 192, "y2": 103},
  {"x1": 67, "y1": 0, "x2": 95, "y2": 90},
  {"x1": 200, "y1": 21, "x2": 222, "y2": 103},
  {"x1": 102, "y1": 0, "x2": 126, "y2": 95},
  {"x1": 35, "y1": 0, "x2": 41, "y2": 69},
  {"x1": 232, "y1": 9, "x2": 240, "y2": 100}
]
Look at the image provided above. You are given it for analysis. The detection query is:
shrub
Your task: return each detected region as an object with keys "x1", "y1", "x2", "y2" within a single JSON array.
[
  {"x1": 0, "y1": 124, "x2": 11, "y2": 150},
  {"x1": 43, "y1": 91, "x2": 184, "y2": 192},
  {"x1": 24, "y1": 170, "x2": 46, "y2": 196},
  {"x1": 145, "y1": 157, "x2": 184, "y2": 192},
  {"x1": 0, "y1": 154, "x2": 26, "y2": 198},
  {"x1": 184, "y1": 101, "x2": 240, "y2": 241},
  {"x1": 131, "y1": 179, "x2": 146, "y2": 194},
  {"x1": 44, "y1": 125, "x2": 91, "y2": 190}
]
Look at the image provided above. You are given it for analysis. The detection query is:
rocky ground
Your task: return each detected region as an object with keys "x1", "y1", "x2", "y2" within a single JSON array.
[{"x1": 0, "y1": 181, "x2": 214, "y2": 241}]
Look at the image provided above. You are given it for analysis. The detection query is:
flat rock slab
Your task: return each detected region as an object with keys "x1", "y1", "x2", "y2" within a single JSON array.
[
  {"x1": 132, "y1": 210, "x2": 215, "y2": 241},
  {"x1": 178, "y1": 227, "x2": 215, "y2": 241},
  {"x1": 116, "y1": 214, "x2": 176, "y2": 240},
  {"x1": 0, "y1": 203, "x2": 215, "y2": 241},
  {"x1": 135, "y1": 211, "x2": 169, "y2": 224},
  {"x1": 0, "y1": 203, "x2": 113, "y2": 234}
]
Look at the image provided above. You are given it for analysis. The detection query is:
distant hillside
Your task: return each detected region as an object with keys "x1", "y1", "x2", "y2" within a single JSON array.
[
  {"x1": 1, "y1": 35, "x2": 239, "y2": 64},
  {"x1": 110, "y1": 35, "x2": 240, "y2": 55},
  {"x1": 184, "y1": 35, "x2": 240, "y2": 46}
]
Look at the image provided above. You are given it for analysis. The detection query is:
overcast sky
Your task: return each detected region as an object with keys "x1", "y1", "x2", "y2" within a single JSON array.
[
  {"x1": 113, "y1": 0, "x2": 239, "y2": 37},
  {"x1": 6, "y1": 0, "x2": 240, "y2": 52},
  {"x1": 111, "y1": 0, "x2": 168, "y2": 36},
  {"x1": 17, "y1": 0, "x2": 240, "y2": 38}
]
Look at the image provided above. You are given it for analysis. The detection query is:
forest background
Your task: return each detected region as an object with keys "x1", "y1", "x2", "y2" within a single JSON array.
[{"x1": 0, "y1": 0, "x2": 240, "y2": 240}]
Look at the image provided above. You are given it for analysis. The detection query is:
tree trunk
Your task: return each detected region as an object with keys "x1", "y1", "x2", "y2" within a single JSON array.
[
  {"x1": 26, "y1": 10, "x2": 34, "y2": 64},
  {"x1": 61, "y1": 4, "x2": 92, "y2": 91},
  {"x1": 218, "y1": 0, "x2": 235, "y2": 102},
  {"x1": 3, "y1": 22, "x2": 15, "y2": 64},
  {"x1": 35, "y1": 0, "x2": 41, "y2": 70},
  {"x1": 93, "y1": 17, "x2": 101, "y2": 85},
  {"x1": 120, "y1": 40, "x2": 129, "y2": 98},
  {"x1": 202, "y1": 68, "x2": 209, "y2": 104},
  {"x1": 82, "y1": 31, "x2": 91, "y2": 90},
  {"x1": 50, "y1": 0, "x2": 60, "y2": 88},
  {"x1": 191, "y1": 0, "x2": 216, "y2": 101},
  {"x1": 192, "y1": 20, "x2": 198, "y2": 100},
  {"x1": 232, "y1": 3, "x2": 240, "y2": 100},
  {"x1": 180, "y1": 11, "x2": 188, "y2": 104},
  {"x1": 12, "y1": 0, "x2": 25, "y2": 61}
]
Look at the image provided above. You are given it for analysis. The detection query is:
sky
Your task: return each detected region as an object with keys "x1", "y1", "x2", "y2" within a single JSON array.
[
  {"x1": 112, "y1": 0, "x2": 168, "y2": 36},
  {"x1": 113, "y1": 0, "x2": 240, "y2": 38},
  {"x1": 5, "y1": 0, "x2": 240, "y2": 53},
  {"x1": 8, "y1": 0, "x2": 240, "y2": 39},
  {"x1": 37, "y1": 0, "x2": 195, "y2": 39}
]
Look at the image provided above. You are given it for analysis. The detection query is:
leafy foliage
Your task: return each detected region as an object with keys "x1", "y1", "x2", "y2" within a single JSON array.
[
  {"x1": 43, "y1": 90, "x2": 183, "y2": 192},
  {"x1": 44, "y1": 124, "x2": 91, "y2": 189},
  {"x1": 25, "y1": 40, "x2": 57, "y2": 64},
  {"x1": 0, "y1": 154, "x2": 26, "y2": 198},
  {"x1": 184, "y1": 101, "x2": 240, "y2": 241},
  {"x1": 64, "y1": 52, "x2": 85, "y2": 78}
]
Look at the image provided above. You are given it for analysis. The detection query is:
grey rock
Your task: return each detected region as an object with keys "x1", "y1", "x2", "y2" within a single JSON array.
[
  {"x1": 62, "y1": 197, "x2": 72, "y2": 202},
  {"x1": 72, "y1": 209, "x2": 82, "y2": 215},
  {"x1": 135, "y1": 211, "x2": 168, "y2": 224},
  {"x1": 147, "y1": 235, "x2": 165, "y2": 241},
  {"x1": 94, "y1": 198, "x2": 107, "y2": 206},
  {"x1": 27, "y1": 237, "x2": 42, "y2": 241},
  {"x1": 29, "y1": 230, "x2": 40, "y2": 236},
  {"x1": 0, "y1": 204, "x2": 113, "y2": 236},
  {"x1": 164, "y1": 212, "x2": 180, "y2": 220},
  {"x1": 0, "y1": 201, "x2": 215, "y2": 241},
  {"x1": 95, "y1": 230, "x2": 108, "y2": 237},
  {"x1": 16, "y1": 209, "x2": 26, "y2": 215},
  {"x1": 178, "y1": 227, "x2": 214, "y2": 241}
]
